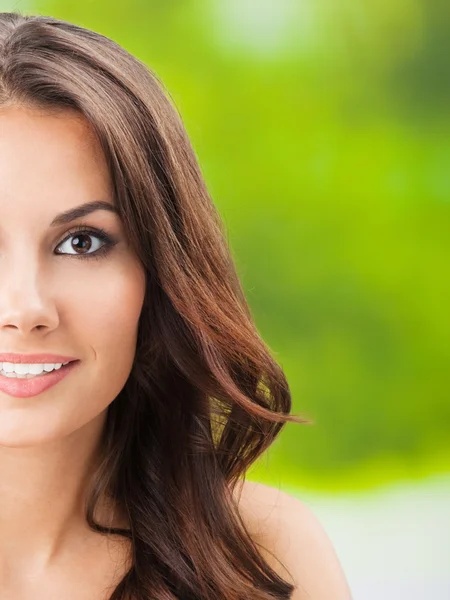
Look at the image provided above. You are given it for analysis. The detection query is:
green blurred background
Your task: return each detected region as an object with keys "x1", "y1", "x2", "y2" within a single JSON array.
[{"x1": 7, "y1": 1, "x2": 450, "y2": 595}]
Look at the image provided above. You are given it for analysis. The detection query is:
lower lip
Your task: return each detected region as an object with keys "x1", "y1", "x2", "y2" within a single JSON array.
[{"x1": 0, "y1": 361, "x2": 80, "y2": 398}]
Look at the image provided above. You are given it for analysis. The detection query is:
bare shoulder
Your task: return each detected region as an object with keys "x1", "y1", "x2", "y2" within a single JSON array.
[{"x1": 231, "y1": 479, "x2": 353, "y2": 600}]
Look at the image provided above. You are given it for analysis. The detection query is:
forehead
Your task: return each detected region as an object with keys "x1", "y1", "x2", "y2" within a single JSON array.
[
  {"x1": 0, "y1": 105, "x2": 112, "y2": 215},
  {"x1": 0, "y1": 104, "x2": 100, "y2": 156}
]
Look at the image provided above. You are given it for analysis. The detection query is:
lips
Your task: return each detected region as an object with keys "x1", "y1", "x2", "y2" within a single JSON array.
[
  {"x1": 0, "y1": 360, "x2": 80, "y2": 398},
  {"x1": 0, "y1": 353, "x2": 78, "y2": 364}
]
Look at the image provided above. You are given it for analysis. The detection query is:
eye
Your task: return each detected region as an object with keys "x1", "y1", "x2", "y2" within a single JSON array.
[{"x1": 55, "y1": 227, "x2": 115, "y2": 258}]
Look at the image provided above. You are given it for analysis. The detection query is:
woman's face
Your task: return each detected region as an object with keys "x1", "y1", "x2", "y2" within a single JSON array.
[{"x1": 0, "y1": 105, "x2": 146, "y2": 447}]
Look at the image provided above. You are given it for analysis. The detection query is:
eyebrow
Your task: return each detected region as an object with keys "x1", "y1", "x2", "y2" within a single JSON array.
[{"x1": 50, "y1": 200, "x2": 118, "y2": 227}]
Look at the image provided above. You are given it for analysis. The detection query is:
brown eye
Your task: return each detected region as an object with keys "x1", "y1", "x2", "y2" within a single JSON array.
[
  {"x1": 71, "y1": 233, "x2": 92, "y2": 254},
  {"x1": 56, "y1": 229, "x2": 117, "y2": 258}
]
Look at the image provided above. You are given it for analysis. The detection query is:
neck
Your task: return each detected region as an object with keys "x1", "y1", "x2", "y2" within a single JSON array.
[{"x1": 0, "y1": 410, "x2": 108, "y2": 575}]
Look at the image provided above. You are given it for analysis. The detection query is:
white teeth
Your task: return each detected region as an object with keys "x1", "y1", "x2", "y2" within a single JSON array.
[
  {"x1": 0, "y1": 361, "x2": 71, "y2": 379},
  {"x1": 14, "y1": 364, "x2": 29, "y2": 375}
]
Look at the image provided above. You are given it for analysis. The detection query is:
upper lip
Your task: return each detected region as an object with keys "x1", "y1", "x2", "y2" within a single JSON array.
[{"x1": 0, "y1": 353, "x2": 78, "y2": 364}]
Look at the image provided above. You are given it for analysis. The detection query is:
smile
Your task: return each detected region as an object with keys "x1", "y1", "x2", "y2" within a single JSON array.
[
  {"x1": 0, "y1": 360, "x2": 79, "y2": 398},
  {"x1": 0, "y1": 361, "x2": 71, "y2": 378}
]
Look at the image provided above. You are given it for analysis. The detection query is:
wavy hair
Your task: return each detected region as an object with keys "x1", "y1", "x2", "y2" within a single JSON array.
[{"x1": 0, "y1": 12, "x2": 309, "y2": 600}]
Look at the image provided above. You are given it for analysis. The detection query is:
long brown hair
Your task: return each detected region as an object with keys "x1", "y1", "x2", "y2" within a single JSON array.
[{"x1": 0, "y1": 12, "x2": 310, "y2": 599}]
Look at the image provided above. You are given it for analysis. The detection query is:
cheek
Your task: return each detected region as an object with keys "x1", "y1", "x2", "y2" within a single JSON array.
[
  {"x1": 75, "y1": 261, "x2": 145, "y2": 354},
  {"x1": 63, "y1": 259, "x2": 146, "y2": 397}
]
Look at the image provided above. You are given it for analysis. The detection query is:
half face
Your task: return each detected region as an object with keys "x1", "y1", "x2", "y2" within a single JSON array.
[{"x1": 0, "y1": 104, "x2": 146, "y2": 447}]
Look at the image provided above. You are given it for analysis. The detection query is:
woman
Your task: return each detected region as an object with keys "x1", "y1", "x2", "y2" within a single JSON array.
[{"x1": 0, "y1": 12, "x2": 352, "y2": 600}]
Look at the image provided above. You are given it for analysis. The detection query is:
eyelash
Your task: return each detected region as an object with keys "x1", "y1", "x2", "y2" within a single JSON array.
[{"x1": 55, "y1": 225, "x2": 118, "y2": 261}]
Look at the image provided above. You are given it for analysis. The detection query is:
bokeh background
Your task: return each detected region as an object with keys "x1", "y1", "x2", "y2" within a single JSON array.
[{"x1": 7, "y1": 0, "x2": 450, "y2": 597}]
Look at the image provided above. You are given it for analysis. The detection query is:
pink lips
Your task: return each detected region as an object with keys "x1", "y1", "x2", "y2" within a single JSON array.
[
  {"x1": 0, "y1": 353, "x2": 78, "y2": 364},
  {"x1": 0, "y1": 354, "x2": 80, "y2": 398}
]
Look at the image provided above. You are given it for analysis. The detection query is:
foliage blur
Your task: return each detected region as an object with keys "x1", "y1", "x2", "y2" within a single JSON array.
[{"x1": 18, "y1": 0, "x2": 450, "y2": 492}]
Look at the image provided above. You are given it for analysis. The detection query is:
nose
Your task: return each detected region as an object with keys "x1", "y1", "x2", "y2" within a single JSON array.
[{"x1": 0, "y1": 256, "x2": 59, "y2": 337}]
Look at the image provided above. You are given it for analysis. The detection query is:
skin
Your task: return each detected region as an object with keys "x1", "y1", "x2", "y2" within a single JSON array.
[
  {"x1": 0, "y1": 105, "x2": 144, "y2": 598},
  {"x1": 0, "y1": 104, "x2": 352, "y2": 599},
  {"x1": 234, "y1": 481, "x2": 354, "y2": 599}
]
